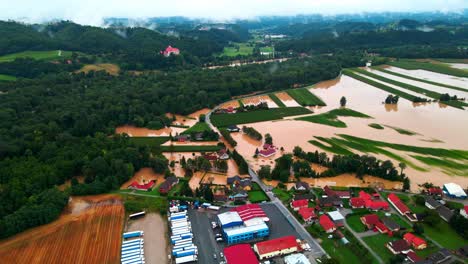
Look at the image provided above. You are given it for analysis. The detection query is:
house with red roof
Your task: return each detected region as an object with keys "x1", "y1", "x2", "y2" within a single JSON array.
[
  {"x1": 427, "y1": 187, "x2": 443, "y2": 196},
  {"x1": 298, "y1": 207, "x2": 316, "y2": 223},
  {"x1": 159, "y1": 176, "x2": 179, "y2": 194},
  {"x1": 319, "y1": 215, "x2": 336, "y2": 233},
  {"x1": 360, "y1": 214, "x2": 380, "y2": 229},
  {"x1": 231, "y1": 204, "x2": 269, "y2": 222},
  {"x1": 324, "y1": 186, "x2": 350, "y2": 199},
  {"x1": 258, "y1": 144, "x2": 277, "y2": 158},
  {"x1": 350, "y1": 197, "x2": 366, "y2": 208},
  {"x1": 406, "y1": 251, "x2": 422, "y2": 263},
  {"x1": 161, "y1": 45, "x2": 180, "y2": 57},
  {"x1": 224, "y1": 244, "x2": 259, "y2": 264},
  {"x1": 366, "y1": 200, "x2": 390, "y2": 211},
  {"x1": 290, "y1": 199, "x2": 308, "y2": 211},
  {"x1": 359, "y1": 190, "x2": 373, "y2": 200},
  {"x1": 375, "y1": 222, "x2": 390, "y2": 234},
  {"x1": 128, "y1": 180, "x2": 156, "y2": 191},
  {"x1": 403, "y1": 233, "x2": 427, "y2": 250},
  {"x1": 387, "y1": 193, "x2": 417, "y2": 222},
  {"x1": 253, "y1": 236, "x2": 300, "y2": 260}
]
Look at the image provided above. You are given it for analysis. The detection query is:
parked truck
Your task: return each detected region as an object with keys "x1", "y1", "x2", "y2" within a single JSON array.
[
  {"x1": 123, "y1": 231, "x2": 144, "y2": 239},
  {"x1": 174, "y1": 249, "x2": 197, "y2": 258},
  {"x1": 175, "y1": 255, "x2": 198, "y2": 264},
  {"x1": 122, "y1": 238, "x2": 143, "y2": 244}
]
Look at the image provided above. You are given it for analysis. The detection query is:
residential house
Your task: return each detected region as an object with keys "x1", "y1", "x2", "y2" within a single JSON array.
[
  {"x1": 226, "y1": 125, "x2": 240, "y2": 132},
  {"x1": 360, "y1": 214, "x2": 380, "y2": 229},
  {"x1": 381, "y1": 216, "x2": 400, "y2": 232},
  {"x1": 386, "y1": 239, "x2": 411, "y2": 255},
  {"x1": 375, "y1": 222, "x2": 389, "y2": 234},
  {"x1": 460, "y1": 205, "x2": 468, "y2": 219},
  {"x1": 317, "y1": 196, "x2": 343, "y2": 207},
  {"x1": 350, "y1": 197, "x2": 366, "y2": 208},
  {"x1": 290, "y1": 199, "x2": 308, "y2": 211},
  {"x1": 159, "y1": 176, "x2": 179, "y2": 194},
  {"x1": 327, "y1": 211, "x2": 345, "y2": 226},
  {"x1": 294, "y1": 181, "x2": 310, "y2": 191},
  {"x1": 427, "y1": 187, "x2": 443, "y2": 196},
  {"x1": 424, "y1": 196, "x2": 441, "y2": 210},
  {"x1": 229, "y1": 189, "x2": 249, "y2": 201},
  {"x1": 204, "y1": 153, "x2": 218, "y2": 161},
  {"x1": 403, "y1": 233, "x2": 427, "y2": 250},
  {"x1": 387, "y1": 193, "x2": 417, "y2": 222},
  {"x1": 324, "y1": 186, "x2": 350, "y2": 199},
  {"x1": 161, "y1": 45, "x2": 180, "y2": 57},
  {"x1": 174, "y1": 134, "x2": 190, "y2": 142},
  {"x1": 258, "y1": 144, "x2": 277, "y2": 158},
  {"x1": 227, "y1": 175, "x2": 252, "y2": 191},
  {"x1": 406, "y1": 251, "x2": 422, "y2": 263},
  {"x1": 298, "y1": 207, "x2": 316, "y2": 223},
  {"x1": 218, "y1": 149, "x2": 230, "y2": 160},
  {"x1": 365, "y1": 200, "x2": 390, "y2": 211},
  {"x1": 427, "y1": 249, "x2": 452, "y2": 264},
  {"x1": 435, "y1": 205, "x2": 454, "y2": 222},
  {"x1": 293, "y1": 193, "x2": 314, "y2": 201},
  {"x1": 319, "y1": 215, "x2": 336, "y2": 233},
  {"x1": 128, "y1": 180, "x2": 156, "y2": 191}
]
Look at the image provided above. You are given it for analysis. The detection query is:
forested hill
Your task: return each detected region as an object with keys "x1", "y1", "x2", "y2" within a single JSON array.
[
  {"x1": 0, "y1": 56, "x2": 348, "y2": 238},
  {"x1": 0, "y1": 21, "x2": 247, "y2": 69}
]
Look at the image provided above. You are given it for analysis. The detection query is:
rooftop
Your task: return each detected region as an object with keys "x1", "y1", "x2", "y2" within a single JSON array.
[
  {"x1": 218, "y1": 211, "x2": 243, "y2": 226},
  {"x1": 284, "y1": 253, "x2": 311, "y2": 264},
  {"x1": 224, "y1": 244, "x2": 259, "y2": 264},
  {"x1": 443, "y1": 183, "x2": 467, "y2": 196},
  {"x1": 319, "y1": 215, "x2": 336, "y2": 231},
  {"x1": 254, "y1": 236, "x2": 299, "y2": 255},
  {"x1": 224, "y1": 221, "x2": 269, "y2": 237},
  {"x1": 327, "y1": 210, "x2": 344, "y2": 221}
]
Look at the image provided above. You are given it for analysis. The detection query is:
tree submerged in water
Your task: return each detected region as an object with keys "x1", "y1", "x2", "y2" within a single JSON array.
[
  {"x1": 340, "y1": 96, "x2": 347, "y2": 107},
  {"x1": 385, "y1": 94, "x2": 399, "y2": 104}
]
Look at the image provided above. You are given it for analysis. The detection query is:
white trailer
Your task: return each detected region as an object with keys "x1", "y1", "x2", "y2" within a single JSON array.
[
  {"x1": 129, "y1": 211, "x2": 146, "y2": 219},
  {"x1": 170, "y1": 218, "x2": 188, "y2": 224},
  {"x1": 121, "y1": 250, "x2": 144, "y2": 258},
  {"x1": 122, "y1": 242, "x2": 143, "y2": 249},
  {"x1": 121, "y1": 252, "x2": 143, "y2": 260},
  {"x1": 122, "y1": 245, "x2": 142, "y2": 252},
  {"x1": 173, "y1": 242, "x2": 194, "y2": 250},
  {"x1": 121, "y1": 256, "x2": 144, "y2": 264},
  {"x1": 172, "y1": 226, "x2": 191, "y2": 232},
  {"x1": 174, "y1": 238, "x2": 192, "y2": 245},
  {"x1": 121, "y1": 254, "x2": 144, "y2": 262},
  {"x1": 123, "y1": 238, "x2": 143, "y2": 244},
  {"x1": 170, "y1": 211, "x2": 187, "y2": 217},
  {"x1": 208, "y1": 205, "x2": 220, "y2": 211},
  {"x1": 172, "y1": 222, "x2": 190, "y2": 229},
  {"x1": 175, "y1": 255, "x2": 198, "y2": 264}
]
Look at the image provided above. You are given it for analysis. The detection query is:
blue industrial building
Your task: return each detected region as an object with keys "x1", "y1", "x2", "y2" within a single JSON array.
[{"x1": 217, "y1": 211, "x2": 269, "y2": 244}]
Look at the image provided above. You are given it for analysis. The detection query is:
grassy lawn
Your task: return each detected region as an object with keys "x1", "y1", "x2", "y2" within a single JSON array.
[
  {"x1": 0, "y1": 50, "x2": 73, "y2": 62},
  {"x1": 375, "y1": 67, "x2": 468, "y2": 93},
  {"x1": 260, "y1": 46, "x2": 274, "y2": 53},
  {"x1": 286, "y1": 88, "x2": 326, "y2": 106},
  {"x1": 0, "y1": 74, "x2": 17, "y2": 81},
  {"x1": 353, "y1": 68, "x2": 467, "y2": 109},
  {"x1": 211, "y1": 107, "x2": 311, "y2": 127},
  {"x1": 346, "y1": 214, "x2": 367, "y2": 232},
  {"x1": 182, "y1": 122, "x2": 211, "y2": 134},
  {"x1": 161, "y1": 145, "x2": 221, "y2": 152},
  {"x1": 248, "y1": 191, "x2": 269, "y2": 203},
  {"x1": 296, "y1": 108, "x2": 371, "y2": 128},
  {"x1": 368, "y1": 123, "x2": 384, "y2": 130},
  {"x1": 375, "y1": 211, "x2": 412, "y2": 229},
  {"x1": 272, "y1": 188, "x2": 293, "y2": 203},
  {"x1": 268, "y1": 93, "x2": 286, "y2": 107},
  {"x1": 423, "y1": 220, "x2": 468, "y2": 250},
  {"x1": 388, "y1": 60, "x2": 468, "y2": 78},
  {"x1": 220, "y1": 43, "x2": 253, "y2": 57},
  {"x1": 129, "y1": 136, "x2": 170, "y2": 147},
  {"x1": 362, "y1": 234, "x2": 395, "y2": 263},
  {"x1": 168, "y1": 181, "x2": 185, "y2": 196},
  {"x1": 120, "y1": 193, "x2": 168, "y2": 214}
]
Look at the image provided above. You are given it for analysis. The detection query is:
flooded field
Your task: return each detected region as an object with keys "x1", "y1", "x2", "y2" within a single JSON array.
[
  {"x1": 126, "y1": 213, "x2": 168, "y2": 264},
  {"x1": 275, "y1": 92, "x2": 301, "y2": 107},
  {"x1": 120, "y1": 168, "x2": 164, "y2": 189},
  {"x1": 385, "y1": 66, "x2": 468, "y2": 88},
  {"x1": 116, "y1": 125, "x2": 172, "y2": 137},
  {"x1": 228, "y1": 75, "x2": 468, "y2": 190},
  {"x1": 367, "y1": 68, "x2": 468, "y2": 98},
  {"x1": 299, "y1": 174, "x2": 403, "y2": 190},
  {"x1": 242, "y1": 95, "x2": 279, "y2": 108},
  {"x1": 0, "y1": 195, "x2": 124, "y2": 264},
  {"x1": 219, "y1": 100, "x2": 240, "y2": 109},
  {"x1": 449, "y1": 63, "x2": 468, "y2": 70},
  {"x1": 188, "y1": 108, "x2": 211, "y2": 119}
]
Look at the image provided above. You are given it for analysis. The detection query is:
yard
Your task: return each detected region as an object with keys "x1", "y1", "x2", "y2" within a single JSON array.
[
  {"x1": 346, "y1": 213, "x2": 367, "y2": 232},
  {"x1": 219, "y1": 43, "x2": 254, "y2": 57},
  {"x1": 272, "y1": 188, "x2": 293, "y2": 203},
  {"x1": 286, "y1": 88, "x2": 326, "y2": 106},
  {"x1": 211, "y1": 107, "x2": 311, "y2": 127},
  {"x1": 248, "y1": 182, "x2": 269, "y2": 203},
  {"x1": 362, "y1": 234, "x2": 395, "y2": 263},
  {"x1": 182, "y1": 122, "x2": 211, "y2": 134},
  {"x1": 0, "y1": 74, "x2": 16, "y2": 81},
  {"x1": 422, "y1": 220, "x2": 468, "y2": 249},
  {"x1": 129, "y1": 136, "x2": 170, "y2": 147}
]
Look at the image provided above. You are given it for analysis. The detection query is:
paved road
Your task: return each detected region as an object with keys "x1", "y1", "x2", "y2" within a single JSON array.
[{"x1": 343, "y1": 220, "x2": 384, "y2": 264}]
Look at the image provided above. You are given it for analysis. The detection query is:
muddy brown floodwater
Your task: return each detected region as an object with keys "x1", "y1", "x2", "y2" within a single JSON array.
[
  {"x1": 126, "y1": 213, "x2": 169, "y2": 264},
  {"x1": 385, "y1": 66, "x2": 468, "y2": 89},
  {"x1": 116, "y1": 125, "x2": 173, "y2": 137},
  {"x1": 230, "y1": 75, "x2": 468, "y2": 191},
  {"x1": 120, "y1": 168, "x2": 164, "y2": 189},
  {"x1": 242, "y1": 95, "x2": 279, "y2": 108},
  {"x1": 275, "y1": 92, "x2": 301, "y2": 107}
]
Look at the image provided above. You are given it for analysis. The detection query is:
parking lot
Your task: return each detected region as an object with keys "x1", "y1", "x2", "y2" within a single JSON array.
[{"x1": 187, "y1": 203, "x2": 307, "y2": 264}]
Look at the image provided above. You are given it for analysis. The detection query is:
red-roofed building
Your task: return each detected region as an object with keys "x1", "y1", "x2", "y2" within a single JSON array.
[
  {"x1": 290, "y1": 199, "x2": 308, "y2": 211},
  {"x1": 460, "y1": 205, "x2": 468, "y2": 219},
  {"x1": 298, "y1": 207, "x2": 316, "y2": 223},
  {"x1": 366, "y1": 200, "x2": 390, "y2": 211},
  {"x1": 427, "y1": 187, "x2": 443, "y2": 196},
  {"x1": 224, "y1": 244, "x2": 259, "y2": 264},
  {"x1": 319, "y1": 215, "x2": 336, "y2": 233},
  {"x1": 387, "y1": 193, "x2": 413, "y2": 218},
  {"x1": 231, "y1": 204, "x2": 268, "y2": 222},
  {"x1": 204, "y1": 153, "x2": 218, "y2": 161},
  {"x1": 128, "y1": 180, "x2": 156, "y2": 191},
  {"x1": 161, "y1": 45, "x2": 180, "y2": 57},
  {"x1": 375, "y1": 222, "x2": 389, "y2": 234},
  {"x1": 359, "y1": 191, "x2": 372, "y2": 200},
  {"x1": 360, "y1": 214, "x2": 380, "y2": 229},
  {"x1": 350, "y1": 197, "x2": 366, "y2": 208},
  {"x1": 403, "y1": 233, "x2": 427, "y2": 250},
  {"x1": 258, "y1": 144, "x2": 277, "y2": 158},
  {"x1": 253, "y1": 236, "x2": 300, "y2": 260},
  {"x1": 406, "y1": 251, "x2": 422, "y2": 263}
]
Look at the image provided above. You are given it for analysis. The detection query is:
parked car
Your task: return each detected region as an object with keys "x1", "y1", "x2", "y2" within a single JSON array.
[
  {"x1": 215, "y1": 233, "x2": 222, "y2": 238},
  {"x1": 216, "y1": 237, "x2": 223, "y2": 242},
  {"x1": 213, "y1": 253, "x2": 217, "y2": 259},
  {"x1": 220, "y1": 252, "x2": 224, "y2": 258}
]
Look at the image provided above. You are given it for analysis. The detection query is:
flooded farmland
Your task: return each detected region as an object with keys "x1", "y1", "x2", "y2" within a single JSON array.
[
  {"x1": 275, "y1": 92, "x2": 301, "y2": 107},
  {"x1": 230, "y1": 75, "x2": 468, "y2": 190},
  {"x1": 448, "y1": 63, "x2": 468, "y2": 70},
  {"x1": 120, "y1": 168, "x2": 164, "y2": 189},
  {"x1": 242, "y1": 95, "x2": 279, "y2": 108},
  {"x1": 385, "y1": 66, "x2": 468, "y2": 88},
  {"x1": 116, "y1": 125, "x2": 173, "y2": 137}
]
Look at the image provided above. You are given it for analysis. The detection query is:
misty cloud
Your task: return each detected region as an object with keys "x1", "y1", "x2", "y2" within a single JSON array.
[{"x1": 1, "y1": 0, "x2": 467, "y2": 26}]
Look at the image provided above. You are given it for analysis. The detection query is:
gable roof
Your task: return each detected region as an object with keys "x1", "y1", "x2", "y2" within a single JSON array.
[
  {"x1": 424, "y1": 196, "x2": 441, "y2": 208},
  {"x1": 298, "y1": 207, "x2": 316, "y2": 220},
  {"x1": 293, "y1": 193, "x2": 314, "y2": 201},
  {"x1": 381, "y1": 216, "x2": 400, "y2": 230},
  {"x1": 407, "y1": 251, "x2": 422, "y2": 263},
  {"x1": 319, "y1": 196, "x2": 343, "y2": 206},
  {"x1": 227, "y1": 175, "x2": 242, "y2": 185},
  {"x1": 404, "y1": 233, "x2": 426, "y2": 247},
  {"x1": 128, "y1": 180, "x2": 156, "y2": 190},
  {"x1": 388, "y1": 239, "x2": 411, "y2": 253},
  {"x1": 436, "y1": 205, "x2": 454, "y2": 221},
  {"x1": 366, "y1": 200, "x2": 390, "y2": 210},
  {"x1": 295, "y1": 181, "x2": 310, "y2": 190},
  {"x1": 224, "y1": 244, "x2": 259, "y2": 264},
  {"x1": 324, "y1": 186, "x2": 350, "y2": 198},
  {"x1": 319, "y1": 215, "x2": 336, "y2": 231},
  {"x1": 361, "y1": 214, "x2": 380, "y2": 226},
  {"x1": 350, "y1": 197, "x2": 366, "y2": 208},
  {"x1": 388, "y1": 193, "x2": 410, "y2": 214},
  {"x1": 254, "y1": 236, "x2": 299, "y2": 255},
  {"x1": 291, "y1": 199, "x2": 308, "y2": 208},
  {"x1": 359, "y1": 191, "x2": 373, "y2": 200}
]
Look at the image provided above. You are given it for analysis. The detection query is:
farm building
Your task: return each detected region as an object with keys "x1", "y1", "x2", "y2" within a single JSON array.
[
  {"x1": 128, "y1": 180, "x2": 156, "y2": 191},
  {"x1": 427, "y1": 187, "x2": 443, "y2": 196},
  {"x1": 403, "y1": 233, "x2": 427, "y2": 250},
  {"x1": 443, "y1": 183, "x2": 467, "y2": 199},
  {"x1": 231, "y1": 204, "x2": 269, "y2": 223},
  {"x1": 284, "y1": 253, "x2": 311, "y2": 264},
  {"x1": 290, "y1": 199, "x2": 308, "y2": 211},
  {"x1": 159, "y1": 176, "x2": 179, "y2": 194},
  {"x1": 319, "y1": 215, "x2": 336, "y2": 233},
  {"x1": 223, "y1": 244, "x2": 259, "y2": 264},
  {"x1": 253, "y1": 236, "x2": 300, "y2": 260},
  {"x1": 258, "y1": 144, "x2": 277, "y2": 158},
  {"x1": 218, "y1": 211, "x2": 244, "y2": 228},
  {"x1": 161, "y1": 45, "x2": 180, "y2": 57}
]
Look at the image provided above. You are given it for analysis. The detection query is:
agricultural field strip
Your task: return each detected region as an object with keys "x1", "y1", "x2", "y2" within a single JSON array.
[
  {"x1": 388, "y1": 60, "x2": 468, "y2": 78},
  {"x1": 352, "y1": 68, "x2": 467, "y2": 109},
  {"x1": 268, "y1": 93, "x2": 286, "y2": 107},
  {"x1": 367, "y1": 68, "x2": 468, "y2": 99},
  {"x1": 375, "y1": 67, "x2": 468, "y2": 93},
  {"x1": 295, "y1": 108, "x2": 371, "y2": 128},
  {"x1": 0, "y1": 74, "x2": 17, "y2": 81},
  {"x1": 0, "y1": 50, "x2": 72, "y2": 62},
  {"x1": 286, "y1": 88, "x2": 326, "y2": 106}
]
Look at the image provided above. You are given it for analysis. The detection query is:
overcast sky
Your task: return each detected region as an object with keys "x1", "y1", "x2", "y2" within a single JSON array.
[{"x1": 1, "y1": 0, "x2": 467, "y2": 26}]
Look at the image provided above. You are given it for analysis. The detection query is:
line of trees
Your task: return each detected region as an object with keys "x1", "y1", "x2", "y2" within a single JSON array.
[
  {"x1": 232, "y1": 149, "x2": 249, "y2": 174},
  {"x1": 242, "y1": 126, "x2": 262, "y2": 140},
  {"x1": 220, "y1": 129, "x2": 237, "y2": 147}
]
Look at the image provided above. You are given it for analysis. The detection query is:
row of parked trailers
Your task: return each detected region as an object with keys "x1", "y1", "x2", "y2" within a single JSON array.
[
  {"x1": 121, "y1": 231, "x2": 145, "y2": 264},
  {"x1": 168, "y1": 210, "x2": 198, "y2": 263}
]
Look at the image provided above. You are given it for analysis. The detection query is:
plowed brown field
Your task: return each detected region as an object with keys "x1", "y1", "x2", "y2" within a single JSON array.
[{"x1": 0, "y1": 194, "x2": 124, "y2": 264}]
